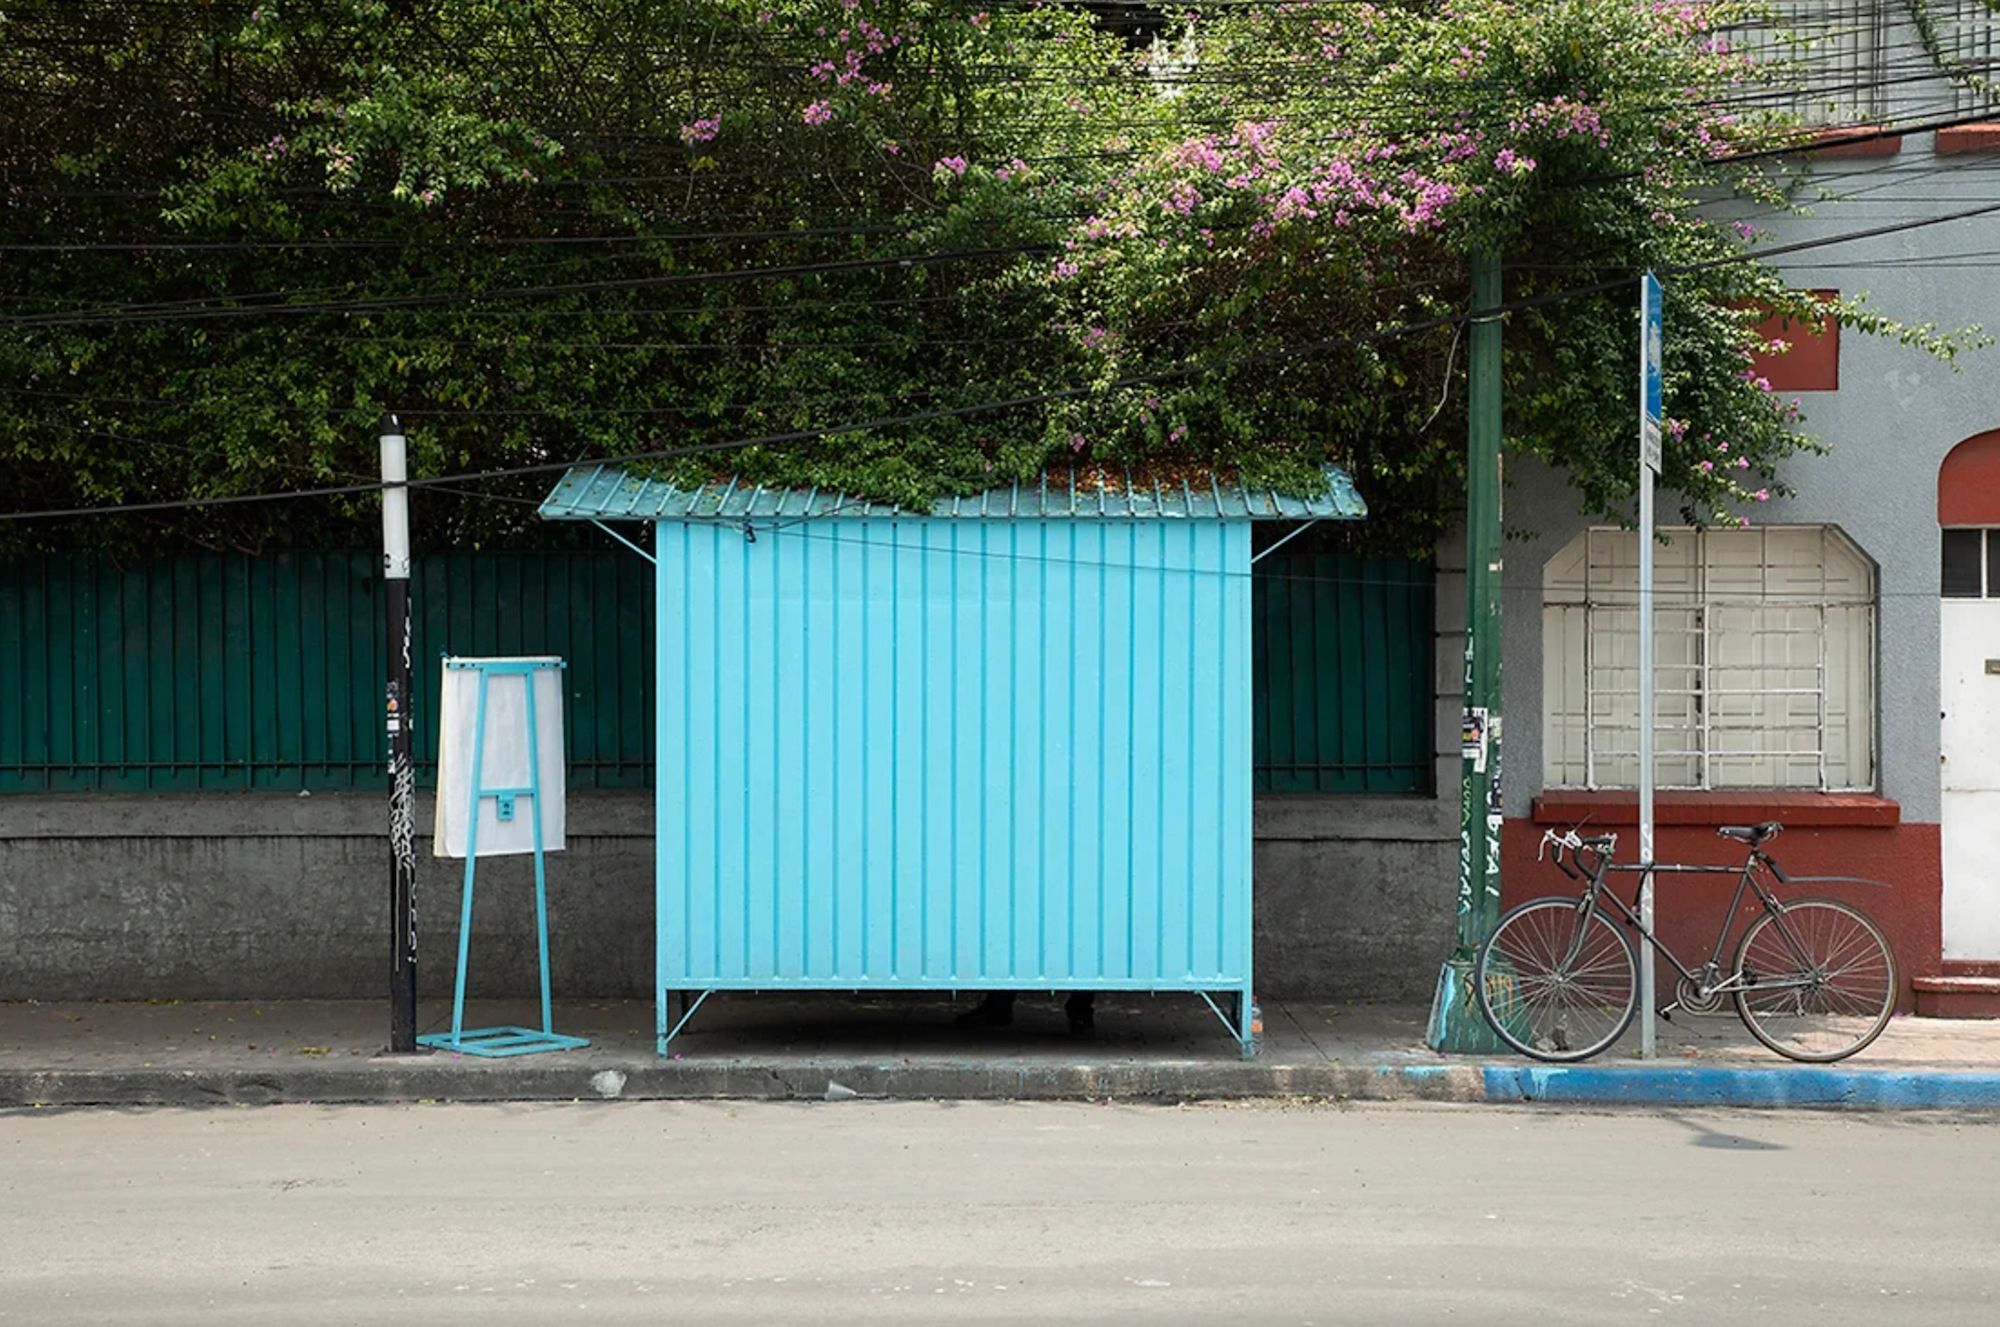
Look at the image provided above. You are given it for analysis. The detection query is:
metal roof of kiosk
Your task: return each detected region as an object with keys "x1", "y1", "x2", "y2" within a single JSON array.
[{"x1": 538, "y1": 463, "x2": 1368, "y2": 523}]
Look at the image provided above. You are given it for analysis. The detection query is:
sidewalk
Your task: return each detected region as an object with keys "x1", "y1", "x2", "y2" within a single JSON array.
[{"x1": 6, "y1": 993, "x2": 2000, "y2": 1110}]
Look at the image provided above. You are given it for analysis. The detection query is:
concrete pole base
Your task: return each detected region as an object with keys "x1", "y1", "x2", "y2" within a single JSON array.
[{"x1": 1425, "y1": 956, "x2": 1511, "y2": 1055}]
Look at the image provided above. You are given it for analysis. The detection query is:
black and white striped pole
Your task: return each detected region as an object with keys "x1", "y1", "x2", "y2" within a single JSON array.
[{"x1": 381, "y1": 412, "x2": 419, "y2": 1053}]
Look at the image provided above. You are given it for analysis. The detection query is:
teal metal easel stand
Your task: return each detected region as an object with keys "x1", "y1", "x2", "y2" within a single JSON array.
[{"x1": 419, "y1": 659, "x2": 589, "y2": 1058}]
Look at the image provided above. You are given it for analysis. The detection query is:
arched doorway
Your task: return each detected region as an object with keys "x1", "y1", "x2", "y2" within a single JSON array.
[{"x1": 1940, "y1": 431, "x2": 2000, "y2": 960}]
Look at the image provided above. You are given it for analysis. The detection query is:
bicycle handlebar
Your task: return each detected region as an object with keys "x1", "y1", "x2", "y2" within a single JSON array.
[{"x1": 1539, "y1": 827, "x2": 1617, "y2": 875}]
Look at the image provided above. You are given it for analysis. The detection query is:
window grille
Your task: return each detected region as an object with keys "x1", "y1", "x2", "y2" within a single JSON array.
[
  {"x1": 1731, "y1": 2, "x2": 2000, "y2": 124},
  {"x1": 1729, "y1": 1, "x2": 1893, "y2": 125},
  {"x1": 1933, "y1": 0, "x2": 2000, "y2": 116},
  {"x1": 1543, "y1": 526, "x2": 1877, "y2": 793}
]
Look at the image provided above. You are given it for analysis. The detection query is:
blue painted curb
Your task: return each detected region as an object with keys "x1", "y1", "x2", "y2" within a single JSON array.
[{"x1": 1478, "y1": 1064, "x2": 2000, "y2": 1110}]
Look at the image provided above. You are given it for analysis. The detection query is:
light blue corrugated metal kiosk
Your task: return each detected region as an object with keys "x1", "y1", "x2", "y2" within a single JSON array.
[{"x1": 540, "y1": 464, "x2": 1366, "y2": 1056}]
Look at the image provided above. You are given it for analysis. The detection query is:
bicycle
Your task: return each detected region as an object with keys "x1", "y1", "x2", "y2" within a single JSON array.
[{"x1": 1475, "y1": 821, "x2": 1898, "y2": 1064}]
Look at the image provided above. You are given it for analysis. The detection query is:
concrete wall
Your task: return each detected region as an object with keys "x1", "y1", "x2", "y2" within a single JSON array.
[
  {"x1": 1254, "y1": 527, "x2": 1468, "y2": 999},
  {"x1": 2, "y1": 788, "x2": 1461, "y2": 1002},
  {"x1": 0, "y1": 792, "x2": 655, "y2": 1001},
  {"x1": 1, "y1": 778, "x2": 1474, "y2": 1002}
]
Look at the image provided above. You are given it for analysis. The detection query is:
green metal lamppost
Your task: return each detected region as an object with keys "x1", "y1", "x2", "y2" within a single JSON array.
[{"x1": 1427, "y1": 251, "x2": 1510, "y2": 1054}]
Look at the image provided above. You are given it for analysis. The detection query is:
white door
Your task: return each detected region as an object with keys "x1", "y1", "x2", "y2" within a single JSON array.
[{"x1": 1941, "y1": 528, "x2": 2000, "y2": 960}]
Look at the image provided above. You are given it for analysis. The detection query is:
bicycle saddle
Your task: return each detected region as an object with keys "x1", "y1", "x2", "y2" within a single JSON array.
[{"x1": 1716, "y1": 821, "x2": 1782, "y2": 843}]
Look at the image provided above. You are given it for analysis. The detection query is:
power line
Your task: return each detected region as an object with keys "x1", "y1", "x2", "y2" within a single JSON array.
[
  {"x1": 0, "y1": 219, "x2": 1024, "y2": 253},
  {"x1": 0, "y1": 244, "x2": 1052, "y2": 329},
  {"x1": 15, "y1": 108, "x2": 1992, "y2": 333},
  {"x1": 8, "y1": 194, "x2": 1998, "y2": 526},
  {"x1": 755, "y1": 522, "x2": 1972, "y2": 600},
  {"x1": 5, "y1": 40, "x2": 1985, "y2": 209},
  {"x1": 70, "y1": 425, "x2": 542, "y2": 508}
]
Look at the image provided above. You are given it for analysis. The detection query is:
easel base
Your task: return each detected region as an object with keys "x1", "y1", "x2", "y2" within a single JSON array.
[{"x1": 417, "y1": 1026, "x2": 591, "y2": 1058}]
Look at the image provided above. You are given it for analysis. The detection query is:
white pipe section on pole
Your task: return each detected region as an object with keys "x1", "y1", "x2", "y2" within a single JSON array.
[{"x1": 381, "y1": 420, "x2": 411, "y2": 581}]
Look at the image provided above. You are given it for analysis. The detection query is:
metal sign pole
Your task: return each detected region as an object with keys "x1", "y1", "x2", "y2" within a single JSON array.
[
  {"x1": 381, "y1": 412, "x2": 419, "y2": 1054},
  {"x1": 1638, "y1": 274, "x2": 1664, "y2": 1061}
]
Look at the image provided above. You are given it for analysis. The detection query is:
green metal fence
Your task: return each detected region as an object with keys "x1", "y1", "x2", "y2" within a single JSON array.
[
  {"x1": 1252, "y1": 552, "x2": 1436, "y2": 794},
  {"x1": 0, "y1": 550, "x2": 654, "y2": 792},
  {"x1": 0, "y1": 546, "x2": 1430, "y2": 795}
]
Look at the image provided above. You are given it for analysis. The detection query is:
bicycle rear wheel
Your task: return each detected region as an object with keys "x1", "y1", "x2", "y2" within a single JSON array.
[
  {"x1": 1733, "y1": 898, "x2": 1896, "y2": 1063},
  {"x1": 1477, "y1": 897, "x2": 1638, "y2": 1062}
]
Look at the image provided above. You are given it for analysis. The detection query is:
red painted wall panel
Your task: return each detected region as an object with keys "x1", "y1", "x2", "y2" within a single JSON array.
[
  {"x1": 1748, "y1": 290, "x2": 1839, "y2": 393},
  {"x1": 1501, "y1": 818, "x2": 1942, "y2": 1012},
  {"x1": 1939, "y1": 430, "x2": 2000, "y2": 526},
  {"x1": 1935, "y1": 124, "x2": 2000, "y2": 155},
  {"x1": 1805, "y1": 126, "x2": 1903, "y2": 159}
]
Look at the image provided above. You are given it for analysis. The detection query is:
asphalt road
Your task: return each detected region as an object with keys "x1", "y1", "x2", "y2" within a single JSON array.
[{"x1": 1, "y1": 1101, "x2": 1995, "y2": 1325}]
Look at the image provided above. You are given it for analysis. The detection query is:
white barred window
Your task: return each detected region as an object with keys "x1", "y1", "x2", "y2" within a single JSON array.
[{"x1": 1543, "y1": 526, "x2": 1877, "y2": 793}]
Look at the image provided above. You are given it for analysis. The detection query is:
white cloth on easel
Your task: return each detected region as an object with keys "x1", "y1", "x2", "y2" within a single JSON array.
[{"x1": 433, "y1": 657, "x2": 567, "y2": 858}]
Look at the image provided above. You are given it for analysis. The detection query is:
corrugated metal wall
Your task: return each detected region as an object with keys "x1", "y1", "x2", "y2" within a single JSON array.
[
  {"x1": 655, "y1": 518, "x2": 1253, "y2": 990},
  {"x1": 1252, "y1": 552, "x2": 1435, "y2": 794},
  {"x1": 0, "y1": 551, "x2": 652, "y2": 791},
  {"x1": 0, "y1": 547, "x2": 1430, "y2": 798}
]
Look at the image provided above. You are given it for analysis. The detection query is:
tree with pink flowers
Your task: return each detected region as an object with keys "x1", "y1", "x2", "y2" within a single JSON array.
[
  {"x1": 2, "y1": 1, "x2": 1980, "y2": 551},
  {"x1": 978, "y1": 0, "x2": 1980, "y2": 539}
]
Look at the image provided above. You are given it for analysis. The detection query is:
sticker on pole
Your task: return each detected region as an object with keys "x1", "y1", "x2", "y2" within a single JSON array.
[
  {"x1": 1641, "y1": 271, "x2": 1664, "y2": 473},
  {"x1": 1461, "y1": 707, "x2": 1488, "y2": 772}
]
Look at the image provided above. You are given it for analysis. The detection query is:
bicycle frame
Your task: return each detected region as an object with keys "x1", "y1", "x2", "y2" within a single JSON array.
[{"x1": 1550, "y1": 842, "x2": 1890, "y2": 1002}]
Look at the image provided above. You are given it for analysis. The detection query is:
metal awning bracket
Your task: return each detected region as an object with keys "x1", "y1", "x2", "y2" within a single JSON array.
[
  {"x1": 590, "y1": 518, "x2": 656, "y2": 565},
  {"x1": 1250, "y1": 517, "x2": 1324, "y2": 565}
]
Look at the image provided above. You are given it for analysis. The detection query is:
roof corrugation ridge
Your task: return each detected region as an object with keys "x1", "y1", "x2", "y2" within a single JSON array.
[{"x1": 537, "y1": 464, "x2": 1367, "y2": 523}]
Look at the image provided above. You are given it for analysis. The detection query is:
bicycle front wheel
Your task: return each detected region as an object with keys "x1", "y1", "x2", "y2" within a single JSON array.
[
  {"x1": 1477, "y1": 897, "x2": 1638, "y2": 1062},
  {"x1": 1733, "y1": 898, "x2": 1897, "y2": 1063}
]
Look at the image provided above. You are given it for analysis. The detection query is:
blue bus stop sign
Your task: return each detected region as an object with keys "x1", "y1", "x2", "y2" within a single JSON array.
[{"x1": 1641, "y1": 271, "x2": 1663, "y2": 472}]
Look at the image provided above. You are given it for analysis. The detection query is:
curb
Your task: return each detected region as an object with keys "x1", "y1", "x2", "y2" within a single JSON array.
[
  {"x1": 1482, "y1": 1064, "x2": 2000, "y2": 1110},
  {"x1": 0, "y1": 1062, "x2": 1484, "y2": 1109},
  {"x1": 5, "y1": 1060, "x2": 2000, "y2": 1110}
]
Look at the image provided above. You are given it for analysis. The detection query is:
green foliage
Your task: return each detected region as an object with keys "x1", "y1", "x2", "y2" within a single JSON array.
[
  {"x1": 0, "y1": 1, "x2": 1117, "y2": 549},
  {"x1": 0, "y1": 1, "x2": 1982, "y2": 554},
  {"x1": 1033, "y1": 1, "x2": 1982, "y2": 543}
]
